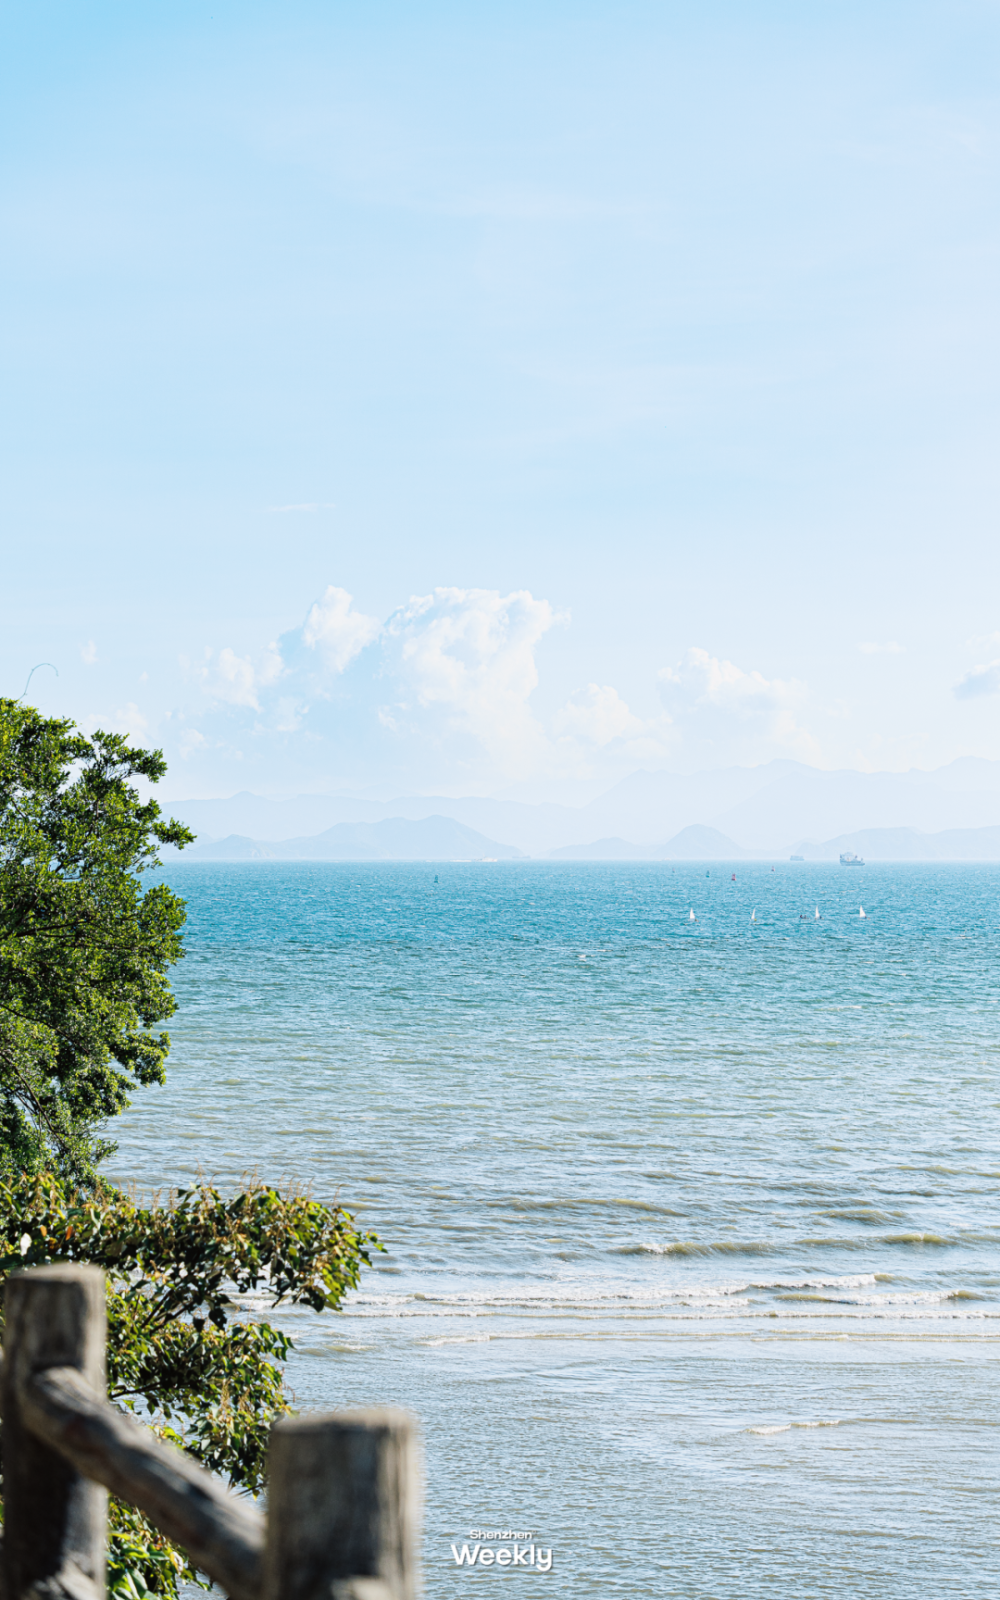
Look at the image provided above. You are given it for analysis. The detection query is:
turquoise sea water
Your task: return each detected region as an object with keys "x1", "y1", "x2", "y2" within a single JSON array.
[{"x1": 113, "y1": 862, "x2": 1000, "y2": 1598}]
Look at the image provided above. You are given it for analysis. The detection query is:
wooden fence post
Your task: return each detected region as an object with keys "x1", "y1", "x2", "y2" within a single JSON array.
[
  {"x1": 262, "y1": 1409, "x2": 420, "y2": 1600},
  {"x1": 2, "y1": 1265, "x2": 107, "y2": 1600}
]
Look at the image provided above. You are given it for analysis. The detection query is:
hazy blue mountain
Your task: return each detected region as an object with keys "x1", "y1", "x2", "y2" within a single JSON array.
[
  {"x1": 654, "y1": 825, "x2": 747, "y2": 859},
  {"x1": 795, "y1": 825, "x2": 1000, "y2": 861},
  {"x1": 164, "y1": 791, "x2": 385, "y2": 839},
  {"x1": 176, "y1": 833, "x2": 273, "y2": 858},
  {"x1": 549, "y1": 826, "x2": 748, "y2": 860},
  {"x1": 547, "y1": 837, "x2": 647, "y2": 860},
  {"x1": 577, "y1": 760, "x2": 1000, "y2": 850},
  {"x1": 180, "y1": 815, "x2": 525, "y2": 862},
  {"x1": 165, "y1": 790, "x2": 580, "y2": 854},
  {"x1": 713, "y1": 767, "x2": 1000, "y2": 850},
  {"x1": 162, "y1": 757, "x2": 1000, "y2": 856}
]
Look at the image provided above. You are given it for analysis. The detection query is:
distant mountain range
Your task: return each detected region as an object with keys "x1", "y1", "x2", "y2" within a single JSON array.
[
  {"x1": 549, "y1": 825, "x2": 749, "y2": 860},
  {"x1": 548, "y1": 823, "x2": 1000, "y2": 861},
  {"x1": 161, "y1": 758, "x2": 1000, "y2": 862},
  {"x1": 181, "y1": 815, "x2": 525, "y2": 862},
  {"x1": 792, "y1": 825, "x2": 1000, "y2": 862},
  {"x1": 169, "y1": 816, "x2": 1000, "y2": 864}
]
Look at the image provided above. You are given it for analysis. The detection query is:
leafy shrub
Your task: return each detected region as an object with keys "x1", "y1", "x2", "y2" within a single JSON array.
[{"x1": 0, "y1": 1173, "x2": 380, "y2": 1595}]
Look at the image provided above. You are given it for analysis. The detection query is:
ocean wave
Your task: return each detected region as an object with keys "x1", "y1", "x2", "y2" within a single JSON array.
[
  {"x1": 239, "y1": 1268, "x2": 992, "y2": 1325},
  {"x1": 819, "y1": 1209, "x2": 901, "y2": 1224},
  {"x1": 756, "y1": 1274, "x2": 879, "y2": 1290},
  {"x1": 619, "y1": 1228, "x2": 992, "y2": 1256},
  {"x1": 797, "y1": 1231, "x2": 956, "y2": 1250},
  {"x1": 777, "y1": 1287, "x2": 989, "y2": 1306},
  {"x1": 502, "y1": 1197, "x2": 688, "y2": 1217},
  {"x1": 747, "y1": 1420, "x2": 842, "y2": 1435},
  {"x1": 615, "y1": 1240, "x2": 776, "y2": 1258},
  {"x1": 354, "y1": 1284, "x2": 753, "y2": 1309},
  {"x1": 422, "y1": 1334, "x2": 492, "y2": 1347}
]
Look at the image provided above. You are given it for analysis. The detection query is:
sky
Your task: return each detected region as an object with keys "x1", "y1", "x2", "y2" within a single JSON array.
[{"x1": 3, "y1": 0, "x2": 1000, "y2": 800}]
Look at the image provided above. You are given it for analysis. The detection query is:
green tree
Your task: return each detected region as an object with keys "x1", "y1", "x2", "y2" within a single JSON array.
[
  {"x1": 0, "y1": 701, "x2": 381, "y2": 1595},
  {"x1": 0, "y1": 698, "x2": 193, "y2": 1179}
]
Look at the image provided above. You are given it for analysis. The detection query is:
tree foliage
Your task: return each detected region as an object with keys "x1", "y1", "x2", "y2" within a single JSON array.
[
  {"x1": 0, "y1": 703, "x2": 382, "y2": 1597},
  {"x1": 0, "y1": 698, "x2": 193, "y2": 1179},
  {"x1": 0, "y1": 1173, "x2": 379, "y2": 1596}
]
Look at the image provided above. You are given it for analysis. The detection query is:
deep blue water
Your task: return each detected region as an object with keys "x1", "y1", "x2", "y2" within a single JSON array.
[{"x1": 113, "y1": 862, "x2": 1000, "y2": 1598}]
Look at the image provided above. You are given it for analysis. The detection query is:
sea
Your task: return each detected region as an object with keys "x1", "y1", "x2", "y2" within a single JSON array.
[{"x1": 111, "y1": 861, "x2": 1000, "y2": 1599}]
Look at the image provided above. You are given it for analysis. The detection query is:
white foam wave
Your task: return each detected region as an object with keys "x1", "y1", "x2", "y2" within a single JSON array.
[
  {"x1": 351, "y1": 1271, "x2": 880, "y2": 1310},
  {"x1": 236, "y1": 1273, "x2": 990, "y2": 1327},
  {"x1": 747, "y1": 1420, "x2": 842, "y2": 1435},
  {"x1": 422, "y1": 1334, "x2": 492, "y2": 1347},
  {"x1": 778, "y1": 1287, "x2": 975, "y2": 1307}
]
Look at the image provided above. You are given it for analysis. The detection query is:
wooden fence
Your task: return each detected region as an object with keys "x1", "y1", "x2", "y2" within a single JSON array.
[{"x1": 1, "y1": 1265, "x2": 420, "y2": 1600}]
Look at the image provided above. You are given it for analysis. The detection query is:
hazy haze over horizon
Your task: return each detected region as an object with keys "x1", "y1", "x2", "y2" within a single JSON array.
[{"x1": 4, "y1": 1, "x2": 1000, "y2": 801}]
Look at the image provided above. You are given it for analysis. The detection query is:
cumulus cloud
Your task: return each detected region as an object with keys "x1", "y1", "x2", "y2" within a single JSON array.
[
  {"x1": 384, "y1": 588, "x2": 560, "y2": 776},
  {"x1": 198, "y1": 644, "x2": 283, "y2": 708},
  {"x1": 177, "y1": 581, "x2": 824, "y2": 791},
  {"x1": 185, "y1": 584, "x2": 565, "y2": 784},
  {"x1": 859, "y1": 641, "x2": 904, "y2": 655},
  {"x1": 302, "y1": 586, "x2": 381, "y2": 672},
  {"x1": 954, "y1": 660, "x2": 1000, "y2": 699},
  {"x1": 554, "y1": 683, "x2": 644, "y2": 746},
  {"x1": 658, "y1": 647, "x2": 817, "y2": 763},
  {"x1": 111, "y1": 703, "x2": 148, "y2": 742}
]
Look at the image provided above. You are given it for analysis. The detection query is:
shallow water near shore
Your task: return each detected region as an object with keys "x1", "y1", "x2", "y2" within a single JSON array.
[{"x1": 112, "y1": 861, "x2": 1000, "y2": 1597}]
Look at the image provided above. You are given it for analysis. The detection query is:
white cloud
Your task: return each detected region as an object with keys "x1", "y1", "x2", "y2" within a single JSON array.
[
  {"x1": 269, "y1": 697, "x2": 305, "y2": 734},
  {"x1": 658, "y1": 646, "x2": 817, "y2": 763},
  {"x1": 954, "y1": 659, "x2": 1000, "y2": 699},
  {"x1": 111, "y1": 702, "x2": 148, "y2": 742},
  {"x1": 385, "y1": 587, "x2": 560, "y2": 776},
  {"x1": 177, "y1": 583, "x2": 828, "y2": 789},
  {"x1": 302, "y1": 586, "x2": 381, "y2": 672},
  {"x1": 81, "y1": 640, "x2": 98, "y2": 666},
  {"x1": 187, "y1": 586, "x2": 561, "y2": 782},
  {"x1": 858, "y1": 641, "x2": 904, "y2": 655},
  {"x1": 197, "y1": 643, "x2": 284, "y2": 709},
  {"x1": 554, "y1": 683, "x2": 644, "y2": 746}
]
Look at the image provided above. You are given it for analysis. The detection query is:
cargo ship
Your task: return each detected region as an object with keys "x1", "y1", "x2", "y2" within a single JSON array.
[{"x1": 839, "y1": 851, "x2": 864, "y2": 866}]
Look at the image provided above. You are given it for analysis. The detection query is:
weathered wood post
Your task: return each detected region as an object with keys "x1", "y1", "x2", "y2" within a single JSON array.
[
  {"x1": 263, "y1": 1409, "x2": 421, "y2": 1600},
  {"x1": 3, "y1": 1268, "x2": 422, "y2": 1600},
  {"x1": 2, "y1": 1265, "x2": 108, "y2": 1600}
]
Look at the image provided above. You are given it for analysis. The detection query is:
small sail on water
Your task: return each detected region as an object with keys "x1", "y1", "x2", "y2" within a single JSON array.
[
  {"x1": 815, "y1": 906, "x2": 821, "y2": 919},
  {"x1": 688, "y1": 908, "x2": 696, "y2": 922},
  {"x1": 750, "y1": 908, "x2": 756, "y2": 923},
  {"x1": 859, "y1": 906, "x2": 867, "y2": 918}
]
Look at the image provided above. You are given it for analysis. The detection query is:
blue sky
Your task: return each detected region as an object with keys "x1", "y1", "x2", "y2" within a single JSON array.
[{"x1": 3, "y1": 0, "x2": 1000, "y2": 798}]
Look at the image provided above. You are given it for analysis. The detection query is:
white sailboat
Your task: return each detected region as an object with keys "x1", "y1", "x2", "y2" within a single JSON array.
[
  {"x1": 750, "y1": 908, "x2": 756, "y2": 923},
  {"x1": 814, "y1": 907, "x2": 820, "y2": 919},
  {"x1": 859, "y1": 906, "x2": 866, "y2": 918},
  {"x1": 688, "y1": 908, "x2": 696, "y2": 921}
]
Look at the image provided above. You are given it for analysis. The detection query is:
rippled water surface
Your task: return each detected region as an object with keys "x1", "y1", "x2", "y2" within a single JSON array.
[{"x1": 113, "y1": 861, "x2": 1000, "y2": 1597}]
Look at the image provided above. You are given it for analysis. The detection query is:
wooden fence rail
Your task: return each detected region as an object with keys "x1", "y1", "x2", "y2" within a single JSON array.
[{"x1": 1, "y1": 1265, "x2": 420, "y2": 1600}]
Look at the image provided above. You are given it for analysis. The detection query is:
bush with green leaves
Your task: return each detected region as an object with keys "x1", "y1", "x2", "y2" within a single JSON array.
[{"x1": 0, "y1": 1173, "x2": 379, "y2": 1597}]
